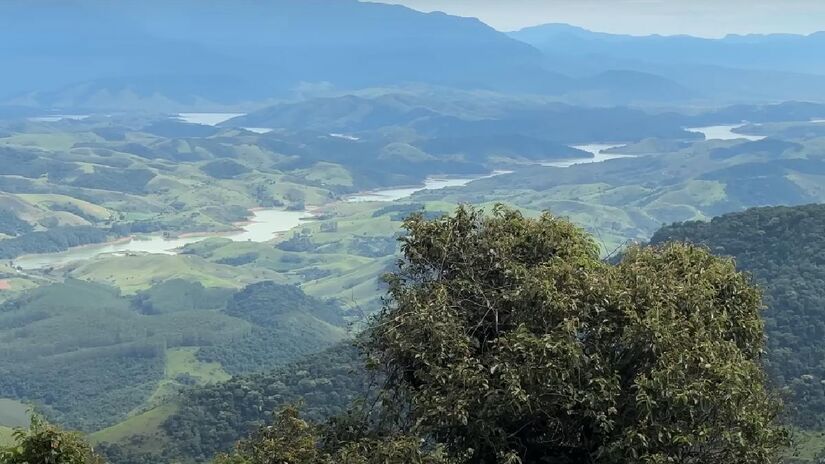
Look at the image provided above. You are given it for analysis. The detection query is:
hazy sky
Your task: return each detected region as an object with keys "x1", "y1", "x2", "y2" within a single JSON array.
[{"x1": 383, "y1": 0, "x2": 825, "y2": 37}]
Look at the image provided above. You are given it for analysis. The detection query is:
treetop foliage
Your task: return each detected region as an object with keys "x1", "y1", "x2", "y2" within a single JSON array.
[
  {"x1": 0, "y1": 415, "x2": 102, "y2": 464},
  {"x1": 218, "y1": 205, "x2": 788, "y2": 464}
]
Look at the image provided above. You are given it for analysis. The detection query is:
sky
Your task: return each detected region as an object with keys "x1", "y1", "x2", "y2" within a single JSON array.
[{"x1": 383, "y1": 0, "x2": 825, "y2": 37}]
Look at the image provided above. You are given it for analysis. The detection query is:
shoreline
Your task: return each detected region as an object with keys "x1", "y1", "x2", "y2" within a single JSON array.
[
  {"x1": 13, "y1": 236, "x2": 134, "y2": 265},
  {"x1": 13, "y1": 207, "x2": 317, "y2": 270},
  {"x1": 343, "y1": 170, "x2": 511, "y2": 202}
]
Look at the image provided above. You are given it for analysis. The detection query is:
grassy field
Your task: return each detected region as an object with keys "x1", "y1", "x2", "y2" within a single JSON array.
[
  {"x1": 0, "y1": 132, "x2": 93, "y2": 151},
  {"x1": 0, "y1": 398, "x2": 30, "y2": 428},
  {"x1": 0, "y1": 426, "x2": 14, "y2": 446},
  {"x1": 16, "y1": 194, "x2": 113, "y2": 221},
  {"x1": 143, "y1": 348, "x2": 232, "y2": 409},
  {"x1": 90, "y1": 403, "x2": 178, "y2": 447},
  {"x1": 0, "y1": 276, "x2": 41, "y2": 303},
  {"x1": 788, "y1": 429, "x2": 825, "y2": 462},
  {"x1": 166, "y1": 347, "x2": 230, "y2": 383},
  {"x1": 67, "y1": 254, "x2": 286, "y2": 294}
]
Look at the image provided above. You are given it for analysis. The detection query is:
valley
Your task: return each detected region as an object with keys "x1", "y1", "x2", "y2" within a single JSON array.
[
  {"x1": 3, "y1": 2, "x2": 825, "y2": 462},
  {"x1": 3, "y1": 103, "x2": 825, "y2": 452}
]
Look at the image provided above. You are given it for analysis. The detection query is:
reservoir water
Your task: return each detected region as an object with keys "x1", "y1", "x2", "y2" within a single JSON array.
[
  {"x1": 541, "y1": 144, "x2": 632, "y2": 167},
  {"x1": 346, "y1": 171, "x2": 511, "y2": 203},
  {"x1": 28, "y1": 115, "x2": 90, "y2": 122},
  {"x1": 175, "y1": 112, "x2": 274, "y2": 134},
  {"x1": 15, "y1": 209, "x2": 312, "y2": 270},
  {"x1": 686, "y1": 124, "x2": 766, "y2": 141},
  {"x1": 243, "y1": 127, "x2": 274, "y2": 134},
  {"x1": 177, "y1": 113, "x2": 245, "y2": 126}
]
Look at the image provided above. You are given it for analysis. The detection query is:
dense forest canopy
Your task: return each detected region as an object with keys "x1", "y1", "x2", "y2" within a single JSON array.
[{"x1": 650, "y1": 204, "x2": 825, "y2": 429}]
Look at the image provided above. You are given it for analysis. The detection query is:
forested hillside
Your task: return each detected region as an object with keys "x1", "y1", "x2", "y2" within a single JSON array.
[
  {"x1": 95, "y1": 344, "x2": 367, "y2": 464},
  {"x1": 0, "y1": 279, "x2": 347, "y2": 431},
  {"x1": 651, "y1": 204, "x2": 825, "y2": 431}
]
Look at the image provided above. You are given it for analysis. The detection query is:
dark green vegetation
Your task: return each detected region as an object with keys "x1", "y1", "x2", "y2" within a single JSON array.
[
  {"x1": 0, "y1": 209, "x2": 32, "y2": 236},
  {"x1": 209, "y1": 207, "x2": 788, "y2": 464},
  {"x1": 228, "y1": 94, "x2": 701, "y2": 142},
  {"x1": 95, "y1": 345, "x2": 367, "y2": 464},
  {"x1": 650, "y1": 205, "x2": 825, "y2": 431},
  {"x1": 0, "y1": 278, "x2": 346, "y2": 432},
  {"x1": 0, "y1": 226, "x2": 112, "y2": 259},
  {"x1": 1, "y1": 415, "x2": 103, "y2": 464},
  {"x1": 195, "y1": 281, "x2": 347, "y2": 375},
  {"x1": 214, "y1": 406, "x2": 448, "y2": 464}
]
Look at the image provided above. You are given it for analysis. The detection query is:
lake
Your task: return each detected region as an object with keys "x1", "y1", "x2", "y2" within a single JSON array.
[
  {"x1": 686, "y1": 124, "x2": 766, "y2": 141},
  {"x1": 28, "y1": 114, "x2": 90, "y2": 122},
  {"x1": 541, "y1": 144, "x2": 632, "y2": 167},
  {"x1": 176, "y1": 113, "x2": 246, "y2": 126},
  {"x1": 243, "y1": 127, "x2": 274, "y2": 134},
  {"x1": 175, "y1": 113, "x2": 277, "y2": 134},
  {"x1": 14, "y1": 209, "x2": 312, "y2": 270},
  {"x1": 346, "y1": 171, "x2": 511, "y2": 203}
]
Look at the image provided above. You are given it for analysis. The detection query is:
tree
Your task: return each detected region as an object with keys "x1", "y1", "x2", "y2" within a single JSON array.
[
  {"x1": 364, "y1": 205, "x2": 787, "y2": 464},
  {"x1": 214, "y1": 406, "x2": 451, "y2": 464},
  {"x1": 0, "y1": 415, "x2": 103, "y2": 464},
  {"x1": 219, "y1": 206, "x2": 788, "y2": 464}
]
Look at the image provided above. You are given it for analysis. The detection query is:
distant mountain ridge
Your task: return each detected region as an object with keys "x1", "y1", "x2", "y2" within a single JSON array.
[
  {"x1": 0, "y1": 1, "x2": 714, "y2": 110},
  {"x1": 510, "y1": 23, "x2": 825, "y2": 75},
  {"x1": 0, "y1": 0, "x2": 559, "y2": 109},
  {"x1": 509, "y1": 23, "x2": 825, "y2": 103},
  {"x1": 4, "y1": 4, "x2": 825, "y2": 110}
]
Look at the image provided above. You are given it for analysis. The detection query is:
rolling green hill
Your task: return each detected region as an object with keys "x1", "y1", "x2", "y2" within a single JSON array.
[{"x1": 433, "y1": 133, "x2": 825, "y2": 253}]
